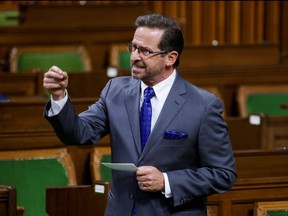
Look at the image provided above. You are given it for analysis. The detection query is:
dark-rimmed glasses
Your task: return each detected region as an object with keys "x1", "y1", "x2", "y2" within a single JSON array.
[{"x1": 127, "y1": 42, "x2": 167, "y2": 57}]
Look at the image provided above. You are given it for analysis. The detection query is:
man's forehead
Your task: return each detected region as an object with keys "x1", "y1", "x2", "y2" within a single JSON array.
[{"x1": 133, "y1": 27, "x2": 163, "y2": 47}]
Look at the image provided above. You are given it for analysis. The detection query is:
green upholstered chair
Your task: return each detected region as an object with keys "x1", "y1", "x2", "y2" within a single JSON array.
[
  {"x1": 0, "y1": 10, "x2": 19, "y2": 27},
  {"x1": 237, "y1": 85, "x2": 288, "y2": 117},
  {"x1": 9, "y1": 45, "x2": 92, "y2": 73},
  {"x1": 254, "y1": 201, "x2": 288, "y2": 216},
  {"x1": 118, "y1": 50, "x2": 130, "y2": 70},
  {"x1": 246, "y1": 93, "x2": 288, "y2": 116},
  {"x1": 109, "y1": 44, "x2": 131, "y2": 71},
  {"x1": 90, "y1": 147, "x2": 111, "y2": 182},
  {"x1": 0, "y1": 148, "x2": 77, "y2": 216},
  {"x1": 267, "y1": 211, "x2": 288, "y2": 216}
]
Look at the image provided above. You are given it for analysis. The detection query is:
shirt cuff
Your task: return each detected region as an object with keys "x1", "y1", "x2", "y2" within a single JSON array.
[
  {"x1": 162, "y1": 173, "x2": 172, "y2": 198},
  {"x1": 48, "y1": 90, "x2": 68, "y2": 116}
]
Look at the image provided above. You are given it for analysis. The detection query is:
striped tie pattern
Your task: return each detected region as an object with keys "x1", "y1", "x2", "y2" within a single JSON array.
[{"x1": 140, "y1": 87, "x2": 155, "y2": 152}]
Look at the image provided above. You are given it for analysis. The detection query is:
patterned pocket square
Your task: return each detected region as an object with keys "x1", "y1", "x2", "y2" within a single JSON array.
[{"x1": 164, "y1": 130, "x2": 188, "y2": 140}]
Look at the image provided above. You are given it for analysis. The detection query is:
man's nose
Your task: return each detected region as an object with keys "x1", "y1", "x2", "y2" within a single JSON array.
[{"x1": 130, "y1": 49, "x2": 141, "y2": 61}]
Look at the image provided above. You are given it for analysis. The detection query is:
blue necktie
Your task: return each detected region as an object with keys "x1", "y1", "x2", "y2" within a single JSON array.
[{"x1": 140, "y1": 87, "x2": 155, "y2": 152}]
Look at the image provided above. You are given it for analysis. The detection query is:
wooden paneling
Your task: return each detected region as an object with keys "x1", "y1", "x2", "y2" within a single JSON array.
[
  {"x1": 180, "y1": 44, "x2": 280, "y2": 68},
  {"x1": 255, "y1": 1, "x2": 265, "y2": 42},
  {"x1": 280, "y1": 1, "x2": 288, "y2": 64},
  {"x1": 264, "y1": 116, "x2": 288, "y2": 149},
  {"x1": 67, "y1": 70, "x2": 109, "y2": 98},
  {"x1": 208, "y1": 149, "x2": 288, "y2": 216},
  {"x1": 226, "y1": 116, "x2": 265, "y2": 151},
  {"x1": 0, "y1": 72, "x2": 42, "y2": 96},
  {"x1": 189, "y1": 1, "x2": 202, "y2": 46},
  {"x1": 265, "y1": 1, "x2": 280, "y2": 44},
  {"x1": 0, "y1": 185, "x2": 17, "y2": 216}
]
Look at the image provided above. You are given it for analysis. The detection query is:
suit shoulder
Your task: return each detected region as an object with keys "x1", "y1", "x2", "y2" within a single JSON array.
[
  {"x1": 185, "y1": 81, "x2": 216, "y2": 99},
  {"x1": 109, "y1": 76, "x2": 139, "y2": 87},
  {"x1": 101, "y1": 76, "x2": 139, "y2": 98}
]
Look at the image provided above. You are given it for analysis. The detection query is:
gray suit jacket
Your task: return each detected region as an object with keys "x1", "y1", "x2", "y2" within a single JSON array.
[{"x1": 45, "y1": 72, "x2": 237, "y2": 216}]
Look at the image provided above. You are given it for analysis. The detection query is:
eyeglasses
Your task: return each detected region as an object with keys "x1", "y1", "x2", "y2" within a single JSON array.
[{"x1": 127, "y1": 42, "x2": 167, "y2": 57}]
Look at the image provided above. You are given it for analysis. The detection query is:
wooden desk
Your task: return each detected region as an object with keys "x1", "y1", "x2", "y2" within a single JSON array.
[
  {"x1": 225, "y1": 115, "x2": 288, "y2": 151},
  {"x1": 0, "y1": 96, "x2": 97, "y2": 134},
  {"x1": 226, "y1": 116, "x2": 265, "y2": 150},
  {"x1": 46, "y1": 182, "x2": 109, "y2": 216},
  {"x1": 262, "y1": 115, "x2": 288, "y2": 149},
  {"x1": 0, "y1": 72, "x2": 42, "y2": 96},
  {"x1": 208, "y1": 149, "x2": 288, "y2": 216}
]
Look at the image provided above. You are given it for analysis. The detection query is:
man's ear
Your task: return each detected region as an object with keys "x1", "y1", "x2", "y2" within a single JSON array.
[{"x1": 165, "y1": 51, "x2": 178, "y2": 67}]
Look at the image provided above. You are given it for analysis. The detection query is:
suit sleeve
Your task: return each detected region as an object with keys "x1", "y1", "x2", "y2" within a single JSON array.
[{"x1": 44, "y1": 80, "x2": 112, "y2": 146}]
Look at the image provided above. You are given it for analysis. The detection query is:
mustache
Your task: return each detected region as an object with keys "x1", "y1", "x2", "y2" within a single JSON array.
[{"x1": 132, "y1": 61, "x2": 145, "y2": 68}]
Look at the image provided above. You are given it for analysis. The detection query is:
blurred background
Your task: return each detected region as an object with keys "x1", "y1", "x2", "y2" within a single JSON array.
[{"x1": 1, "y1": 2, "x2": 288, "y2": 215}]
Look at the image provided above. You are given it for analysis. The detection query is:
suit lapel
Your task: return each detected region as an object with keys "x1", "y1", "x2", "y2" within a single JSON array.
[
  {"x1": 140, "y1": 74, "x2": 187, "y2": 159},
  {"x1": 124, "y1": 80, "x2": 142, "y2": 154}
]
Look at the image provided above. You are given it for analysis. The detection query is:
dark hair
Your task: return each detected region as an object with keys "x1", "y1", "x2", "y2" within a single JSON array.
[{"x1": 135, "y1": 13, "x2": 184, "y2": 68}]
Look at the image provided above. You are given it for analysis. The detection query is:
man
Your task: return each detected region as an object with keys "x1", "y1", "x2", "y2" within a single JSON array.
[{"x1": 43, "y1": 13, "x2": 236, "y2": 216}]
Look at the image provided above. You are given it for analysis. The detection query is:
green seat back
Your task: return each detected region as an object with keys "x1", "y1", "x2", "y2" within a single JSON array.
[
  {"x1": 247, "y1": 93, "x2": 288, "y2": 116},
  {"x1": 17, "y1": 52, "x2": 85, "y2": 73},
  {"x1": 118, "y1": 51, "x2": 130, "y2": 70},
  {"x1": 0, "y1": 11, "x2": 19, "y2": 27},
  {"x1": 267, "y1": 211, "x2": 288, "y2": 216},
  {"x1": 0, "y1": 158, "x2": 69, "y2": 216},
  {"x1": 100, "y1": 154, "x2": 112, "y2": 182}
]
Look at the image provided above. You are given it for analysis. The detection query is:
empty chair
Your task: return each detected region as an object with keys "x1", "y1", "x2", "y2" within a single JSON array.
[
  {"x1": 90, "y1": 147, "x2": 111, "y2": 182},
  {"x1": 254, "y1": 200, "x2": 288, "y2": 216},
  {"x1": 9, "y1": 45, "x2": 92, "y2": 73},
  {"x1": 107, "y1": 43, "x2": 130, "y2": 77},
  {"x1": 109, "y1": 44, "x2": 130, "y2": 70},
  {"x1": 0, "y1": 9, "x2": 19, "y2": 27},
  {"x1": 237, "y1": 84, "x2": 288, "y2": 117},
  {"x1": 0, "y1": 148, "x2": 77, "y2": 216}
]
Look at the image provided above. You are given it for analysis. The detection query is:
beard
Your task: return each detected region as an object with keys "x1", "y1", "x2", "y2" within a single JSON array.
[
  {"x1": 131, "y1": 59, "x2": 164, "y2": 84},
  {"x1": 131, "y1": 61, "x2": 146, "y2": 80}
]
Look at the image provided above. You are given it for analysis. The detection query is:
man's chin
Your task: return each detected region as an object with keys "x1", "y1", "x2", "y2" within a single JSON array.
[{"x1": 131, "y1": 70, "x2": 142, "y2": 80}]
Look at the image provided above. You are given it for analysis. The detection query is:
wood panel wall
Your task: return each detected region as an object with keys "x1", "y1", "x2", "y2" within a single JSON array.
[
  {"x1": 147, "y1": 1, "x2": 282, "y2": 45},
  {"x1": 0, "y1": 0, "x2": 287, "y2": 67}
]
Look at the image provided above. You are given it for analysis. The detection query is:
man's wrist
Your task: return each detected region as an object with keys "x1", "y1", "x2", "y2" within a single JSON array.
[{"x1": 52, "y1": 91, "x2": 66, "y2": 101}]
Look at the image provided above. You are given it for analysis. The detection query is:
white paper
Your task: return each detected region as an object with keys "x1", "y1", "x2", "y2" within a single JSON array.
[
  {"x1": 94, "y1": 184, "x2": 105, "y2": 194},
  {"x1": 101, "y1": 162, "x2": 138, "y2": 171},
  {"x1": 249, "y1": 114, "x2": 261, "y2": 125}
]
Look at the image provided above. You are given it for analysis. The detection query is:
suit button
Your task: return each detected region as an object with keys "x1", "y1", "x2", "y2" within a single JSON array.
[{"x1": 129, "y1": 193, "x2": 134, "y2": 200}]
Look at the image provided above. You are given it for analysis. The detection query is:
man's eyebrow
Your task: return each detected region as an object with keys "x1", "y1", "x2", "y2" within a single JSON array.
[{"x1": 132, "y1": 43, "x2": 151, "y2": 50}]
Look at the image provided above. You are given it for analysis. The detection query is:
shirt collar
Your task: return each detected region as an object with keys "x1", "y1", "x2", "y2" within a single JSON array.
[{"x1": 141, "y1": 69, "x2": 176, "y2": 100}]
